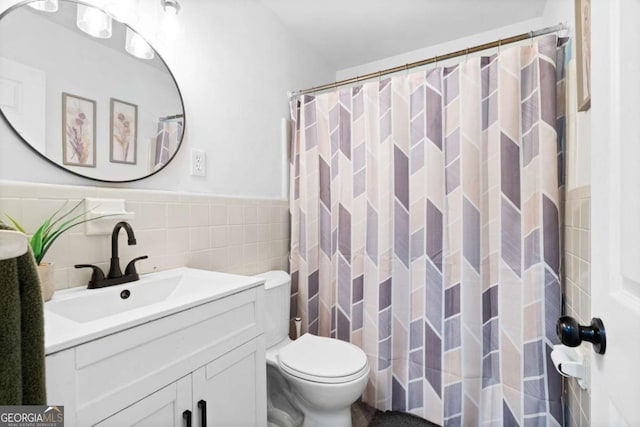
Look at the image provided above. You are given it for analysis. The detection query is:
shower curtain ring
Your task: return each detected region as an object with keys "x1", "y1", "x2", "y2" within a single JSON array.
[
  {"x1": 465, "y1": 48, "x2": 470, "y2": 62},
  {"x1": 498, "y1": 39, "x2": 502, "y2": 54}
]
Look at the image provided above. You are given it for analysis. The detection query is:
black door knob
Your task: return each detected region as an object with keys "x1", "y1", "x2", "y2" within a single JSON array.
[{"x1": 556, "y1": 316, "x2": 606, "y2": 354}]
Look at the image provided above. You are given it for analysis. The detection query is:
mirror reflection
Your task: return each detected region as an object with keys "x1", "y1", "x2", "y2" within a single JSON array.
[{"x1": 0, "y1": 0, "x2": 184, "y2": 182}]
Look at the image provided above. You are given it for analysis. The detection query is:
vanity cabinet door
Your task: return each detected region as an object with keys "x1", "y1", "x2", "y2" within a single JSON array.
[
  {"x1": 94, "y1": 376, "x2": 192, "y2": 427},
  {"x1": 192, "y1": 336, "x2": 267, "y2": 427}
]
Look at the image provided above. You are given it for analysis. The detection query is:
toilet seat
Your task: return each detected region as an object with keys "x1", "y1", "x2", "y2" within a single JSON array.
[{"x1": 278, "y1": 334, "x2": 369, "y2": 384}]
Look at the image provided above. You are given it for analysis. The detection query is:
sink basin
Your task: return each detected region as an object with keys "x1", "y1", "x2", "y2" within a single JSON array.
[
  {"x1": 46, "y1": 274, "x2": 180, "y2": 323},
  {"x1": 44, "y1": 267, "x2": 265, "y2": 354}
]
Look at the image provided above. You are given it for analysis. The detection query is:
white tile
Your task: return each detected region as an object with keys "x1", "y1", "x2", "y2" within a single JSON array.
[
  {"x1": 167, "y1": 229, "x2": 189, "y2": 254},
  {"x1": 67, "y1": 233, "x2": 111, "y2": 266},
  {"x1": 243, "y1": 243, "x2": 258, "y2": 265},
  {"x1": 578, "y1": 229, "x2": 589, "y2": 261},
  {"x1": 209, "y1": 205, "x2": 227, "y2": 226},
  {"x1": 126, "y1": 229, "x2": 167, "y2": 258},
  {"x1": 190, "y1": 227, "x2": 210, "y2": 251},
  {"x1": 0, "y1": 198, "x2": 22, "y2": 224},
  {"x1": 227, "y1": 245, "x2": 243, "y2": 267},
  {"x1": 20, "y1": 198, "x2": 72, "y2": 233},
  {"x1": 257, "y1": 225, "x2": 270, "y2": 243},
  {"x1": 210, "y1": 248, "x2": 229, "y2": 271},
  {"x1": 53, "y1": 267, "x2": 70, "y2": 290},
  {"x1": 228, "y1": 225, "x2": 244, "y2": 246},
  {"x1": 139, "y1": 203, "x2": 167, "y2": 229},
  {"x1": 210, "y1": 226, "x2": 228, "y2": 248},
  {"x1": 244, "y1": 206, "x2": 258, "y2": 224},
  {"x1": 271, "y1": 223, "x2": 287, "y2": 241},
  {"x1": 257, "y1": 207, "x2": 271, "y2": 224},
  {"x1": 278, "y1": 206, "x2": 289, "y2": 223},
  {"x1": 44, "y1": 234, "x2": 72, "y2": 268},
  {"x1": 167, "y1": 204, "x2": 190, "y2": 228},
  {"x1": 242, "y1": 262, "x2": 260, "y2": 276},
  {"x1": 270, "y1": 206, "x2": 280, "y2": 223},
  {"x1": 188, "y1": 250, "x2": 213, "y2": 270},
  {"x1": 190, "y1": 204, "x2": 210, "y2": 227},
  {"x1": 228, "y1": 206, "x2": 244, "y2": 225},
  {"x1": 125, "y1": 201, "x2": 142, "y2": 230},
  {"x1": 257, "y1": 242, "x2": 270, "y2": 261},
  {"x1": 244, "y1": 225, "x2": 258, "y2": 244}
]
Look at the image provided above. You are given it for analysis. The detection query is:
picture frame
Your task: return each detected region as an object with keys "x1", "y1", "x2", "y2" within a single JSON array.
[
  {"x1": 575, "y1": 0, "x2": 591, "y2": 111},
  {"x1": 110, "y1": 98, "x2": 138, "y2": 164},
  {"x1": 62, "y1": 93, "x2": 96, "y2": 167}
]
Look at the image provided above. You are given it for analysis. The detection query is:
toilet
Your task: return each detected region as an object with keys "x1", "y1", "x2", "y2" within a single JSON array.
[{"x1": 258, "y1": 271, "x2": 370, "y2": 427}]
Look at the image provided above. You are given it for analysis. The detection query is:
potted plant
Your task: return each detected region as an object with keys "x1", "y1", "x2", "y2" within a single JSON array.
[{"x1": 2, "y1": 200, "x2": 113, "y2": 301}]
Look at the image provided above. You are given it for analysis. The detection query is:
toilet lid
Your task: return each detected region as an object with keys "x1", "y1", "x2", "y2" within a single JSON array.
[{"x1": 279, "y1": 334, "x2": 369, "y2": 384}]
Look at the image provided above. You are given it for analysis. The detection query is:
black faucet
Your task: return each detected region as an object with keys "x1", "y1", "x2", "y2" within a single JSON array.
[{"x1": 75, "y1": 221, "x2": 148, "y2": 289}]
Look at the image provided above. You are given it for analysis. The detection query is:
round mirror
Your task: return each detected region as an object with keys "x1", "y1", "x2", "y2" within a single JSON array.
[{"x1": 0, "y1": 0, "x2": 185, "y2": 182}]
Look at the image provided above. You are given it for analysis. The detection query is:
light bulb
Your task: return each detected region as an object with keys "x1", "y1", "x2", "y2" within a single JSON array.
[
  {"x1": 27, "y1": 0, "x2": 58, "y2": 12},
  {"x1": 77, "y1": 4, "x2": 112, "y2": 39},
  {"x1": 125, "y1": 27, "x2": 155, "y2": 60}
]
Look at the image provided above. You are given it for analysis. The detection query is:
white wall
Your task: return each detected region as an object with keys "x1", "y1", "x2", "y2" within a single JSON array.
[
  {"x1": 335, "y1": 0, "x2": 573, "y2": 80},
  {"x1": 0, "y1": 0, "x2": 334, "y2": 198}
]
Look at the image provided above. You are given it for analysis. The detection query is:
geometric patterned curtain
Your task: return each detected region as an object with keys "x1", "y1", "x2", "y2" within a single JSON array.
[{"x1": 289, "y1": 35, "x2": 567, "y2": 426}]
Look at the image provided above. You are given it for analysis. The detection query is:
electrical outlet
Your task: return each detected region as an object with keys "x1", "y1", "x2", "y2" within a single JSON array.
[{"x1": 190, "y1": 149, "x2": 206, "y2": 176}]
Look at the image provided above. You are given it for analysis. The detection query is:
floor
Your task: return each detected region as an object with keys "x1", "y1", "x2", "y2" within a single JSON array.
[
  {"x1": 351, "y1": 401, "x2": 438, "y2": 426},
  {"x1": 351, "y1": 401, "x2": 378, "y2": 426}
]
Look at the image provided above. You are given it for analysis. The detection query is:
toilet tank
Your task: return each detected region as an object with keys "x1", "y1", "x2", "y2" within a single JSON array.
[{"x1": 255, "y1": 271, "x2": 291, "y2": 348}]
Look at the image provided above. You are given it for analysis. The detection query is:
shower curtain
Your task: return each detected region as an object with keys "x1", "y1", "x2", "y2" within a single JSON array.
[{"x1": 289, "y1": 35, "x2": 566, "y2": 426}]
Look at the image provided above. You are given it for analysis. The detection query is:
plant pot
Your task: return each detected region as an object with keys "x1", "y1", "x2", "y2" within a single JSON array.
[{"x1": 37, "y1": 262, "x2": 55, "y2": 302}]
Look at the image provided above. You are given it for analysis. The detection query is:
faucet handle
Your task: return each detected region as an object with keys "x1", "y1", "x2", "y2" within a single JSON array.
[
  {"x1": 75, "y1": 264, "x2": 106, "y2": 288},
  {"x1": 124, "y1": 255, "x2": 148, "y2": 276}
]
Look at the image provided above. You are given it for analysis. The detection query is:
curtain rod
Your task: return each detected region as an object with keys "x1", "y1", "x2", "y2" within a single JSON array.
[{"x1": 289, "y1": 22, "x2": 569, "y2": 99}]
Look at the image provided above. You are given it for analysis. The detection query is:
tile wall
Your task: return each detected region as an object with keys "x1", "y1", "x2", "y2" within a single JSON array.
[
  {"x1": 0, "y1": 180, "x2": 290, "y2": 290},
  {"x1": 563, "y1": 185, "x2": 591, "y2": 427}
]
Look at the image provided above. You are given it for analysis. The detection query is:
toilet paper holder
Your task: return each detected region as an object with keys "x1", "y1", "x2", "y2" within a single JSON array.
[{"x1": 550, "y1": 344, "x2": 588, "y2": 389}]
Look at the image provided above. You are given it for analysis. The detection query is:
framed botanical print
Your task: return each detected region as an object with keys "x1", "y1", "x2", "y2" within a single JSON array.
[
  {"x1": 110, "y1": 98, "x2": 138, "y2": 164},
  {"x1": 62, "y1": 93, "x2": 96, "y2": 167}
]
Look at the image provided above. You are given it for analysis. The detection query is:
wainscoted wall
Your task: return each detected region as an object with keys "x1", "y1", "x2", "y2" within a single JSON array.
[
  {"x1": 0, "y1": 180, "x2": 289, "y2": 290},
  {"x1": 563, "y1": 185, "x2": 591, "y2": 427}
]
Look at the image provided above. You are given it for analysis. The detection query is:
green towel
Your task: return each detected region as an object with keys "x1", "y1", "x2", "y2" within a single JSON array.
[{"x1": 0, "y1": 223, "x2": 46, "y2": 405}]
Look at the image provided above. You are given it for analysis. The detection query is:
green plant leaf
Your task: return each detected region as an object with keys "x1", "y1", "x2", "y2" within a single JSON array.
[
  {"x1": 30, "y1": 219, "x2": 51, "y2": 264},
  {"x1": 43, "y1": 200, "x2": 78, "y2": 236},
  {"x1": 4, "y1": 214, "x2": 26, "y2": 233},
  {"x1": 5, "y1": 201, "x2": 121, "y2": 264},
  {"x1": 39, "y1": 214, "x2": 117, "y2": 263}
]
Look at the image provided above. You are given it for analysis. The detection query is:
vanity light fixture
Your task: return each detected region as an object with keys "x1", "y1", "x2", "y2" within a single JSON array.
[
  {"x1": 160, "y1": 0, "x2": 180, "y2": 15},
  {"x1": 77, "y1": 4, "x2": 112, "y2": 39},
  {"x1": 27, "y1": 0, "x2": 58, "y2": 12},
  {"x1": 125, "y1": 27, "x2": 155, "y2": 60}
]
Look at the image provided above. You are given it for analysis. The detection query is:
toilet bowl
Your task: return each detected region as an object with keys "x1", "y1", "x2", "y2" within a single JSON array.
[{"x1": 257, "y1": 271, "x2": 370, "y2": 427}]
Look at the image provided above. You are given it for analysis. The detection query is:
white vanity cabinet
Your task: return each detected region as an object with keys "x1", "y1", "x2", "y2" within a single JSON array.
[{"x1": 45, "y1": 284, "x2": 267, "y2": 427}]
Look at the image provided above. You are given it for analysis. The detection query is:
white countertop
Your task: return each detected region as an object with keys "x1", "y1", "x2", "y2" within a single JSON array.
[{"x1": 44, "y1": 267, "x2": 265, "y2": 354}]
